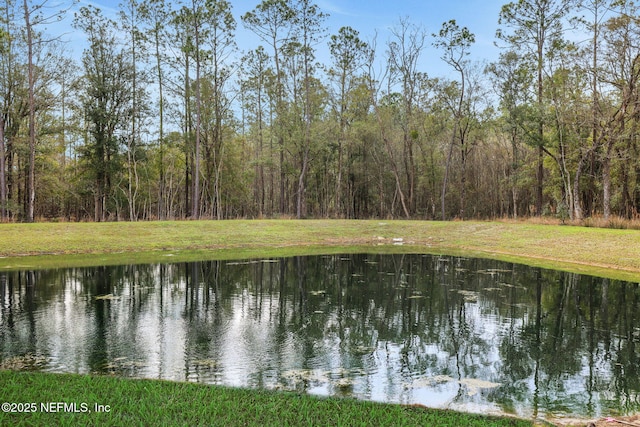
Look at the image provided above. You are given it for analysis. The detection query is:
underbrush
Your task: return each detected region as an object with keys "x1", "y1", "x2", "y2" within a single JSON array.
[
  {"x1": 578, "y1": 215, "x2": 640, "y2": 230},
  {"x1": 499, "y1": 215, "x2": 640, "y2": 230}
]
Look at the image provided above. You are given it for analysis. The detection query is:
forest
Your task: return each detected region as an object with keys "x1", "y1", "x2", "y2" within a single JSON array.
[{"x1": 2, "y1": 0, "x2": 640, "y2": 222}]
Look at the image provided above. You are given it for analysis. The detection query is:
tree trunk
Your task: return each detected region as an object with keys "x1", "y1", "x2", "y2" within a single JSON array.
[
  {"x1": 296, "y1": 153, "x2": 308, "y2": 219},
  {"x1": 573, "y1": 155, "x2": 585, "y2": 220},
  {"x1": 156, "y1": 29, "x2": 165, "y2": 220},
  {"x1": 0, "y1": 113, "x2": 6, "y2": 221},
  {"x1": 511, "y1": 129, "x2": 519, "y2": 219},
  {"x1": 192, "y1": 3, "x2": 201, "y2": 220},
  {"x1": 403, "y1": 132, "x2": 415, "y2": 215},
  {"x1": 184, "y1": 50, "x2": 191, "y2": 219},
  {"x1": 441, "y1": 123, "x2": 456, "y2": 220},
  {"x1": 214, "y1": 145, "x2": 223, "y2": 220},
  {"x1": 24, "y1": 0, "x2": 36, "y2": 222},
  {"x1": 536, "y1": 38, "x2": 544, "y2": 216},
  {"x1": 279, "y1": 139, "x2": 285, "y2": 214},
  {"x1": 536, "y1": 143, "x2": 543, "y2": 216},
  {"x1": 128, "y1": 4, "x2": 138, "y2": 221},
  {"x1": 460, "y1": 146, "x2": 467, "y2": 220},
  {"x1": 603, "y1": 144, "x2": 612, "y2": 219},
  {"x1": 371, "y1": 101, "x2": 410, "y2": 219}
]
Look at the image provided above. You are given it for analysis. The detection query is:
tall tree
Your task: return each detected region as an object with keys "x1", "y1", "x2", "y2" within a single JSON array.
[
  {"x1": 73, "y1": 5, "x2": 134, "y2": 221},
  {"x1": 545, "y1": 46, "x2": 586, "y2": 220},
  {"x1": 190, "y1": 0, "x2": 205, "y2": 220},
  {"x1": 0, "y1": 91, "x2": 5, "y2": 221},
  {"x1": 173, "y1": 1, "x2": 209, "y2": 219},
  {"x1": 497, "y1": 0, "x2": 575, "y2": 215},
  {"x1": 240, "y1": 46, "x2": 271, "y2": 217},
  {"x1": 242, "y1": 0, "x2": 295, "y2": 215},
  {"x1": 140, "y1": 0, "x2": 170, "y2": 219},
  {"x1": 328, "y1": 26, "x2": 369, "y2": 216},
  {"x1": 23, "y1": 0, "x2": 36, "y2": 222},
  {"x1": 600, "y1": 2, "x2": 640, "y2": 218},
  {"x1": 571, "y1": 0, "x2": 614, "y2": 219},
  {"x1": 433, "y1": 19, "x2": 475, "y2": 220},
  {"x1": 388, "y1": 17, "x2": 427, "y2": 215},
  {"x1": 0, "y1": 0, "x2": 28, "y2": 221},
  {"x1": 0, "y1": 2, "x2": 14, "y2": 221},
  {"x1": 202, "y1": 0, "x2": 236, "y2": 220},
  {"x1": 366, "y1": 33, "x2": 411, "y2": 219},
  {"x1": 290, "y1": 0, "x2": 327, "y2": 219},
  {"x1": 487, "y1": 50, "x2": 535, "y2": 219},
  {"x1": 170, "y1": 6, "x2": 195, "y2": 218},
  {"x1": 21, "y1": 0, "x2": 73, "y2": 222},
  {"x1": 119, "y1": 0, "x2": 148, "y2": 221}
]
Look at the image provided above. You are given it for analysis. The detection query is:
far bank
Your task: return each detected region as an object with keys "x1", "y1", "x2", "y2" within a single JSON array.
[{"x1": 0, "y1": 219, "x2": 638, "y2": 281}]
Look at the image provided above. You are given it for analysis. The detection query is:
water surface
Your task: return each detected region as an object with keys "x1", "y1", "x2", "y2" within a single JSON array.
[{"x1": 1, "y1": 254, "x2": 639, "y2": 420}]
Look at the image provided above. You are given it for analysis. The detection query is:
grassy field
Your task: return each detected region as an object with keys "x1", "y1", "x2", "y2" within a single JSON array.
[
  {"x1": 0, "y1": 371, "x2": 533, "y2": 427},
  {"x1": 0, "y1": 219, "x2": 639, "y2": 281}
]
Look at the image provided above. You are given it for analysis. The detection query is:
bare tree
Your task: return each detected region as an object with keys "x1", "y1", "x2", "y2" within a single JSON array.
[
  {"x1": 388, "y1": 17, "x2": 427, "y2": 215},
  {"x1": 22, "y1": 0, "x2": 74, "y2": 222},
  {"x1": 367, "y1": 33, "x2": 411, "y2": 219},
  {"x1": 433, "y1": 20, "x2": 475, "y2": 220}
]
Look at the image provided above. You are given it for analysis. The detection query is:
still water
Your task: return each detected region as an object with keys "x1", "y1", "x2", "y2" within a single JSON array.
[{"x1": 1, "y1": 254, "x2": 639, "y2": 420}]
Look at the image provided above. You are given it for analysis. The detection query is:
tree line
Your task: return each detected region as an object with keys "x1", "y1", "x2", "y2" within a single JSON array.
[{"x1": 2, "y1": 0, "x2": 640, "y2": 222}]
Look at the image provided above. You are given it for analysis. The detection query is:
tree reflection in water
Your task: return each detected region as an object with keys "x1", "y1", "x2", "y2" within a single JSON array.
[{"x1": 0, "y1": 254, "x2": 639, "y2": 420}]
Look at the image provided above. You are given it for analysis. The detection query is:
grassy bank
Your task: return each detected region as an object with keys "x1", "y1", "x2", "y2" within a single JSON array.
[
  {"x1": 0, "y1": 371, "x2": 532, "y2": 427},
  {"x1": 0, "y1": 219, "x2": 639, "y2": 281}
]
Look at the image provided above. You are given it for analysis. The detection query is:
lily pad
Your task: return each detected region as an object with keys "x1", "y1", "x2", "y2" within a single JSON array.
[
  {"x1": 192, "y1": 359, "x2": 219, "y2": 368},
  {"x1": 407, "y1": 375, "x2": 455, "y2": 388},
  {"x1": 457, "y1": 290, "x2": 479, "y2": 302},
  {"x1": 95, "y1": 294, "x2": 119, "y2": 300},
  {"x1": 459, "y1": 378, "x2": 501, "y2": 396}
]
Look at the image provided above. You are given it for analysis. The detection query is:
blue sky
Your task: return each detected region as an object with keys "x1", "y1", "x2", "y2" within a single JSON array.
[
  {"x1": 313, "y1": 0, "x2": 505, "y2": 76},
  {"x1": 55, "y1": 0, "x2": 508, "y2": 79}
]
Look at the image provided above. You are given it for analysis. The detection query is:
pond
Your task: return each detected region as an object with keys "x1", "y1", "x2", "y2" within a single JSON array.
[{"x1": 1, "y1": 253, "x2": 639, "y2": 421}]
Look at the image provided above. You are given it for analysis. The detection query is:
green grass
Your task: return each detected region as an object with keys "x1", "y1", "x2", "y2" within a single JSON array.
[
  {"x1": 0, "y1": 371, "x2": 533, "y2": 427},
  {"x1": 0, "y1": 219, "x2": 639, "y2": 281}
]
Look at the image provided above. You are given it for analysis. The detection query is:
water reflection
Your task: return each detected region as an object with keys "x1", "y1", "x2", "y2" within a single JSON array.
[{"x1": 1, "y1": 254, "x2": 639, "y2": 420}]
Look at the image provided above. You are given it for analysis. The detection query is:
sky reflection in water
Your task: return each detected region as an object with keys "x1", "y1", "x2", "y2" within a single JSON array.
[{"x1": 1, "y1": 254, "x2": 639, "y2": 421}]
